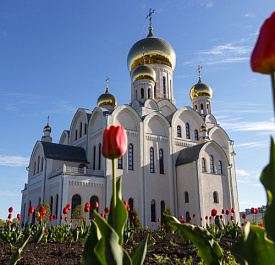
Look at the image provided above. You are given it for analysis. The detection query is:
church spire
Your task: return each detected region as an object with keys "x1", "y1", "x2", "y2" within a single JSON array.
[{"x1": 42, "y1": 116, "x2": 52, "y2": 143}]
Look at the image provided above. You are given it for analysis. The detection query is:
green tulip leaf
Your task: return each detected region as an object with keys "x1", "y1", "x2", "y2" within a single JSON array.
[
  {"x1": 261, "y1": 136, "x2": 275, "y2": 242},
  {"x1": 81, "y1": 221, "x2": 102, "y2": 265},
  {"x1": 165, "y1": 215, "x2": 223, "y2": 265},
  {"x1": 32, "y1": 226, "x2": 45, "y2": 243},
  {"x1": 94, "y1": 211, "x2": 132, "y2": 265},
  {"x1": 108, "y1": 177, "x2": 128, "y2": 246},
  {"x1": 131, "y1": 234, "x2": 148, "y2": 265},
  {"x1": 231, "y1": 223, "x2": 275, "y2": 265},
  {"x1": 9, "y1": 234, "x2": 31, "y2": 265}
]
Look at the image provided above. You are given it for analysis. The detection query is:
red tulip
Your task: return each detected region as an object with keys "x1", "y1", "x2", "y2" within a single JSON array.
[
  {"x1": 205, "y1": 216, "x2": 208, "y2": 220},
  {"x1": 242, "y1": 213, "x2": 247, "y2": 219},
  {"x1": 181, "y1": 219, "x2": 186, "y2": 224},
  {"x1": 45, "y1": 229, "x2": 48, "y2": 234},
  {"x1": 180, "y1": 215, "x2": 183, "y2": 219},
  {"x1": 131, "y1": 215, "x2": 135, "y2": 220},
  {"x1": 226, "y1": 210, "x2": 229, "y2": 215},
  {"x1": 84, "y1": 206, "x2": 90, "y2": 213},
  {"x1": 29, "y1": 206, "x2": 35, "y2": 214},
  {"x1": 241, "y1": 223, "x2": 245, "y2": 226},
  {"x1": 93, "y1": 201, "x2": 98, "y2": 209},
  {"x1": 200, "y1": 217, "x2": 203, "y2": 221},
  {"x1": 231, "y1": 215, "x2": 234, "y2": 221},
  {"x1": 42, "y1": 210, "x2": 46, "y2": 217},
  {"x1": 189, "y1": 216, "x2": 192, "y2": 221},
  {"x1": 158, "y1": 218, "x2": 160, "y2": 222},
  {"x1": 66, "y1": 204, "x2": 71, "y2": 210},
  {"x1": 104, "y1": 214, "x2": 107, "y2": 218},
  {"x1": 221, "y1": 209, "x2": 225, "y2": 214},
  {"x1": 231, "y1": 208, "x2": 235, "y2": 213},
  {"x1": 8, "y1": 213, "x2": 12, "y2": 219},
  {"x1": 251, "y1": 207, "x2": 255, "y2": 214},
  {"x1": 83, "y1": 218, "x2": 86, "y2": 221},
  {"x1": 127, "y1": 205, "x2": 130, "y2": 212},
  {"x1": 162, "y1": 223, "x2": 165, "y2": 227},
  {"x1": 8, "y1": 207, "x2": 13, "y2": 213},
  {"x1": 152, "y1": 224, "x2": 154, "y2": 227},
  {"x1": 104, "y1": 207, "x2": 110, "y2": 213},
  {"x1": 100, "y1": 213, "x2": 104, "y2": 217},
  {"x1": 65, "y1": 217, "x2": 68, "y2": 221},
  {"x1": 71, "y1": 220, "x2": 73, "y2": 224},
  {"x1": 254, "y1": 208, "x2": 259, "y2": 214},
  {"x1": 220, "y1": 215, "x2": 223, "y2": 219},
  {"x1": 50, "y1": 216, "x2": 53, "y2": 221},
  {"x1": 251, "y1": 12, "x2": 275, "y2": 74},
  {"x1": 28, "y1": 213, "x2": 31, "y2": 217},
  {"x1": 102, "y1": 126, "x2": 128, "y2": 159},
  {"x1": 53, "y1": 215, "x2": 57, "y2": 220},
  {"x1": 39, "y1": 205, "x2": 45, "y2": 213},
  {"x1": 211, "y1": 209, "x2": 217, "y2": 217},
  {"x1": 209, "y1": 216, "x2": 212, "y2": 220},
  {"x1": 39, "y1": 216, "x2": 43, "y2": 221},
  {"x1": 60, "y1": 215, "x2": 63, "y2": 220},
  {"x1": 193, "y1": 214, "x2": 196, "y2": 218},
  {"x1": 63, "y1": 207, "x2": 68, "y2": 214},
  {"x1": 258, "y1": 223, "x2": 263, "y2": 227}
]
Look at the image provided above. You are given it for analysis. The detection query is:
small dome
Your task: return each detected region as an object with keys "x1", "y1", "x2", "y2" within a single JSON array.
[
  {"x1": 97, "y1": 88, "x2": 117, "y2": 108},
  {"x1": 43, "y1": 124, "x2": 51, "y2": 133},
  {"x1": 200, "y1": 125, "x2": 207, "y2": 132},
  {"x1": 132, "y1": 64, "x2": 156, "y2": 82},
  {"x1": 190, "y1": 80, "x2": 212, "y2": 100},
  {"x1": 127, "y1": 27, "x2": 176, "y2": 72}
]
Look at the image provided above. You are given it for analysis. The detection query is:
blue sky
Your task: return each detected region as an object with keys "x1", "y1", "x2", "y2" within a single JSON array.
[{"x1": 0, "y1": 0, "x2": 274, "y2": 220}]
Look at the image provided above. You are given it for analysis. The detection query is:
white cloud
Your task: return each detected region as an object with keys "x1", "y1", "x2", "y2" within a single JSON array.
[
  {"x1": 235, "y1": 141, "x2": 269, "y2": 148},
  {"x1": 236, "y1": 169, "x2": 250, "y2": 176},
  {"x1": 0, "y1": 191, "x2": 21, "y2": 197},
  {"x1": 0, "y1": 155, "x2": 29, "y2": 167},
  {"x1": 253, "y1": 184, "x2": 263, "y2": 187},
  {"x1": 245, "y1": 13, "x2": 254, "y2": 18}
]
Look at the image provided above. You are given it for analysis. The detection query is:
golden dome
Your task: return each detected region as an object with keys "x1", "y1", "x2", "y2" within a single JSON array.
[
  {"x1": 127, "y1": 27, "x2": 176, "y2": 72},
  {"x1": 97, "y1": 87, "x2": 117, "y2": 108},
  {"x1": 132, "y1": 64, "x2": 156, "y2": 82},
  {"x1": 43, "y1": 124, "x2": 51, "y2": 133},
  {"x1": 200, "y1": 125, "x2": 207, "y2": 132},
  {"x1": 190, "y1": 80, "x2": 212, "y2": 100}
]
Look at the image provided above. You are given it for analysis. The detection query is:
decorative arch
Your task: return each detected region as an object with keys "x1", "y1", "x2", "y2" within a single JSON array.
[
  {"x1": 157, "y1": 99, "x2": 177, "y2": 117},
  {"x1": 71, "y1": 194, "x2": 82, "y2": 219},
  {"x1": 90, "y1": 195, "x2": 99, "y2": 219},
  {"x1": 144, "y1": 99, "x2": 159, "y2": 111},
  {"x1": 144, "y1": 112, "x2": 170, "y2": 137},
  {"x1": 89, "y1": 107, "x2": 104, "y2": 135},
  {"x1": 208, "y1": 126, "x2": 231, "y2": 149}
]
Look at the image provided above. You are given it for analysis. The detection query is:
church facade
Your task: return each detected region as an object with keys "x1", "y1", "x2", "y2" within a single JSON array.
[{"x1": 20, "y1": 25, "x2": 240, "y2": 227}]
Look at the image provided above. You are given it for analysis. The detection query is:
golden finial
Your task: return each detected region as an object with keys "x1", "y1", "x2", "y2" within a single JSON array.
[
  {"x1": 196, "y1": 65, "x2": 202, "y2": 82},
  {"x1": 146, "y1": 8, "x2": 155, "y2": 28},
  {"x1": 105, "y1": 76, "x2": 109, "y2": 93},
  {"x1": 47, "y1": 116, "x2": 50, "y2": 126}
]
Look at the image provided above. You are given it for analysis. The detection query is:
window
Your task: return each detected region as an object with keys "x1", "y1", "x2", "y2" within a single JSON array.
[
  {"x1": 75, "y1": 129, "x2": 78, "y2": 141},
  {"x1": 90, "y1": 196, "x2": 99, "y2": 219},
  {"x1": 98, "y1": 143, "x2": 101, "y2": 170},
  {"x1": 151, "y1": 200, "x2": 156, "y2": 222},
  {"x1": 84, "y1": 124, "x2": 87, "y2": 135},
  {"x1": 128, "y1": 198, "x2": 134, "y2": 212},
  {"x1": 161, "y1": 201, "x2": 165, "y2": 215},
  {"x1": 185, "y1": 192, "x2": 189, "y2": 203},
  {"x1": 141, "y1": 88, "x2": 144, "y2": 99},
  {"x1": 202, "y1": 158, "x2": 206, "y2": 172},
  {"x1": 118, "y1": 157, "x2": 123, "y2": 169},
  {"x1": 37, "y1": 156, "x2": 40, "y2": 173},
  {"x1": 213, "y1": 191, "x2": 219, "y2": 203},
  {"x1": 194, "y1": 130, "x2": 198, "y2": 141},
  {"x1": 201, "y1": 104, "x2": 203, "y2": 112},
  {"x1": 72, "y1": 194, "x2": 81, "y2": 219},
  {"x1": 41, "y1": 157, "x2": 43, "y2": 172},
  {"x1": 128, "y1": 144, "x2": 133, "y2": 170},
  {"x1": 177, "y1": 125, "x2": 181, "y2": 137},
  {"x1": 210, "y1": 155, "x2": 214, "y2": 173},
  {"x1": 33, "y1": 162, "x2": 36, "y2": 176},
  {"x1": 186, "y1": 123, "x2": 190, "y2": 139},
  {"x1": 93, "y1": 146, "x2": 96, "y2": 170},
  {"x1": 154, "y1": 84, "x2": 156, "y2": 98},
  {"x1": 79, "y1": 122, "x2": 82, "y2": 138},
  {"x1": 150, "y1": 147, "x2": 155, "y2": 173},
  {"x1": 148, "y1": 88, "x2": 151, "y2": 99},
  {"x1": 55, "y1": 194, "x2": 59, "y2": 216},
  {"x1": 186, "y1": 211, "x2": 190, "y2": 223},
  {"x1": 50, "y1": 196, "x2": 53, "y2": 216},
  {"x1": 159, "y1": 149, "x2": 164, "y2": 174},
  {"x1": 218, "y1": 161, "x2": 222, "y2": 174},
  {"x1": 163, "y1": 77, "x2": 166, "y2": 97}
]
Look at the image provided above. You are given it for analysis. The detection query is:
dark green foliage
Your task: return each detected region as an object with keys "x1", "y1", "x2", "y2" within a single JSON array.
[
  {"x1": 161, "y1": 207, "x2": 176, "y2": 234},
  {"x1": 130, "y1": 208, "x2": 142, "y2": 233},
  {"x1": 72, "y1": 205, "x2": 84, "y2": 226},
  {"x1": 36, "y1": 203, "x2": 51, "y2": 223}
]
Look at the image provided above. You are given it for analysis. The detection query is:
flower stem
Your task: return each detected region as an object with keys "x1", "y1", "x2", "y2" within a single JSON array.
[
  {"x1": 271, "y1": 69, "x2": 275, "y2": 118},
  {"x1": 112, "y1": 158, "x2": 116, "y2": 229}
]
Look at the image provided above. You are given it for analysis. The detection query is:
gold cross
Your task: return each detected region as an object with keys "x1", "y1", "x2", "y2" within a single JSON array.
[
  {"x1": 196, "y1": 65, "x2": 202, "y2": 82},
  {"x1": 146, "y1": 8, "x2": 155, "y2": 28}
]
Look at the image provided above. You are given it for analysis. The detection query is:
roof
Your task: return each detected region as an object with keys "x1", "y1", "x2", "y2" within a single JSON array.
[
  {"x1": 41, "y1": 141, "x2": 88, "y2": 163},
  {"x1": 176, "y1": 143, "x2": 206, "y2": 166}
]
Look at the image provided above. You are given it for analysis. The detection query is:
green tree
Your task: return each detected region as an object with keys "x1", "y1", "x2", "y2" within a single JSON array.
[
  {"x1": 161, "y1": 207, "x2": 176, "y2": 233},
  {"x1": 12, "y1": 218, "x2": 20, "y2": 226},
  {"x1": 0, "y1": 219, "x2": 4, "y2": 227},
  {"x1": 130, "y1": 208, "x2": 143, "y2": 233},
  {"x1": 72, "y1": 204, "x2": 84, "y2": 226},
  {"x1": 36, "y1": 203, "x2": 51, "y2": 224}
]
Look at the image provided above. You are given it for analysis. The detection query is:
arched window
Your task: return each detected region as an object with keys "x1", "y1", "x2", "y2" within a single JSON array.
[
  {"x1": 84, "y1": 123, "x2": 87, "y2": 135},
  {"x1": 186, "y1": 211, "x2": 190, "y2": 223},
  {"x1": 90, "y1": 196, "x2": 99, "y2": 219},
  {"x1": 128, "y1": 144, "x2": 133, "y2": 170},
  {"x1": 118, "y1": 156, "x2": 123, "y2": 169},
  {"x1": 37, "y1": 156, "x2": 40, "y2": 173},
  {"x1": 202, "y1": 158, "x2": 206, "y2": 172},
  {"x1": 161, "y1": 200, "x2": 165, "y2": 215},
  {"x1": 186, "y1": 123, "x2": 190, "y2": 139},
  {"x1": 148, "y1": 88, "x2": 151, "y2": 99},
  {"x1": 194, "y1": 130, "x2": 198, "y2": 141},
  {"x1": 71, "y1": 194, "x2": 81, "y2": 219},
  {"x1": 75, "y1": 129, "x2": 78, "y2": 141},
  {"x1": 55, "y1": 194, "x2": 59, "y2": 216},
  {"x1": 159, "y1": 149, "x2": 164, "y2": 174},
  {"x1": 50, "y1": 196, "x2": 53, "y2": 216},
  {"x1": 141, "y1": 88, "x2": 144, "y2": 99},
  {"x1": 185, "y1": 191, "x2": 189, "y2": 203},
  {"x1": 98, "y1": 143, "x2": 101, "y2": 170},
  {"x1": 93, "y1": 146, "x2": 96, "y2": 170},
  {"x1": 163, "y1": 77, "x2": 166, "y2": 97},
  {"x1": 210, "y1": 155, "x2": 214, "y2": 173},
  {"x1": 41, "y1": 157, "x2": 43, "y2": 172},
  {"x1": 150, "y1": 147, "x2": 155, "y2": 173},
  {"x1": 79, "y1": 122, "x2": 82, "y2": 138},
  {"x1": 177, "y1": 125, "x2": 181, "y2": 137},
  {"x1": 154, "y1": 84, "x2": 156, "y2": 98},
  {"x1": 200, "y1": 104, "x2": 204, "y2": 114},
  {"x1": 128, "y1": 198, "x2": 134, "y2": 212},
  {"x1": 33, "y1": 162, "x2": 36, "y2": 176},
  {"x1": 151, "y1": 200, "x2": 156, "y2": 222},
  {"x1": 218, "y1": 161, "x2": 222, "y2": 174},
  {"x1": 213, "y1": 191, "x2": 219, "y2": 203}
]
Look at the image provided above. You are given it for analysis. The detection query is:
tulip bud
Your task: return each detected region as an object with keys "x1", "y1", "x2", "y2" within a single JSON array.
[
  {"x1": 131, "y1": 215, "x2": 135, "y2": 220},
  {"x1": 242, "y1": 213, "x2": 247, "y2": 219},
  {"x1": 93, "y1": 201, "x2": 98, "y2": 209},
  {"x1": 29, "y1": 206, "x2": 35, "y2": 214},
  {"x1": 63, "y1": 207, "x2": 68, "y2": 215},
  {"x1": 8, "y1": 207, "x2": 13, "y2": 213},
  {"x1": 45, "y1": 229, "x2": 48, "y2": 234},
  {"x1": 66, "y1": 204, "x2": 71, "y2": 210},
  {"x1": 193, "y1": 214, "x2": 196, "y2": 218},
  {"x1": 162, "y1": 223, "x2": 165, "y2": 227},
  {"x1": 189, "y1": 216, "x2": 192, "y2": 221},
  {"x1": 8, "y1": 213, "x2": 12, "y2": 219},
  {"x1": 60, "y1": 215, "x2": 63, "y2": 220},
  {"x1": 50, "y1": 216, "x2": 53, "y2": 221},
  {"x1": 205, "y1": 216, "x2": 208, "y2": 220},
  {"x1": 65, "y1": 217, "x2": 68, "y2": 221},
  {"x1": 231, "y1": 215, "x2": 234, "y2": 221},
  {"x1": 231, "y1": 208, "x2": 235, "y2": 213},
  {"x1": 181, "y1": 219, "x2": 186, "y2": 224},
  {"x1": 221, "y1": 209, "x2": 225, "y2": 214},
  {"x1": 226, "y1": 210, "x2": 229, "y2": 215},
  {"x1": 158, "y1": 218, "x2": 160, "y2": 222},
  {"x1": 100, "y1": 213, "x2": 104, "y2": 217},
  {"x1": 211, "y1": 208, "x2": 217, "y2": 217},
  {"x1": 209, "y1": 216, "x2": 212, "y2": 220},
  {"x1": 39, "y1": 205, "x2": 45, "y2": 213},
  {"x1": 53, "y1": 215, "x2": 57, "y2": 220},
  {"x1": 180, "y1": 215, "x2": 183, "y2": 219},
  {"x1": 104, "y1": 207, "x2": 110, "y2": 213},
  {"x1": 102, "y1": 126, "x2": 128, "y2": 159}
]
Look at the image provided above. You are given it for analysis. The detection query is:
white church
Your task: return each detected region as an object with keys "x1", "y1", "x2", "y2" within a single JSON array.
[{"x1": 20, "y1": 19, "x2": 240, "y2": 227}]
